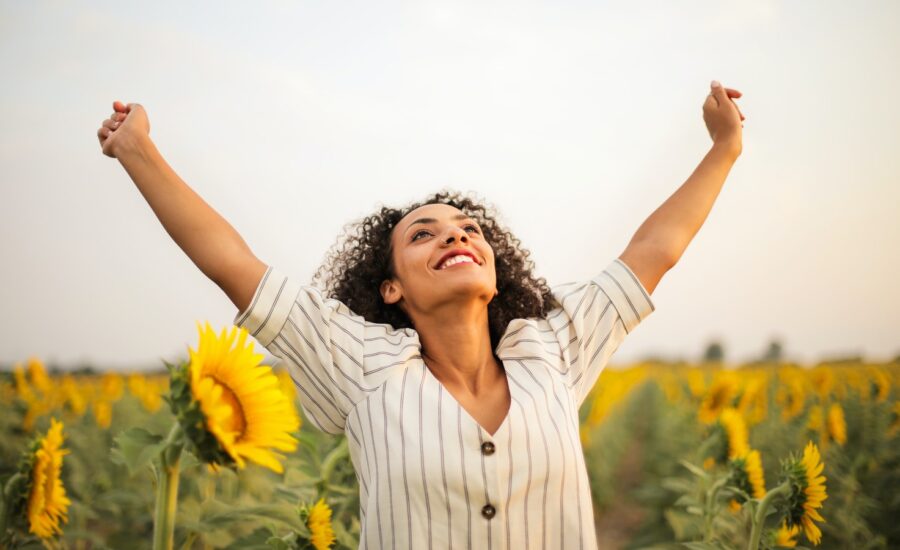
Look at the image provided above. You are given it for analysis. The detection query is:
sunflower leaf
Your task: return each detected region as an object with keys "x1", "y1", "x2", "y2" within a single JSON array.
[
  {"x1": 110, "y1": 427, "x2": 166, "y2": 476},
  {"x1": 679, "y1": 459, "x2": 710, "y2": 479}
]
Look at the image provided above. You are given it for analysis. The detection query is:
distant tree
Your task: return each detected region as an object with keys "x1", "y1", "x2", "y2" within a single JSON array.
[
  {"x1": 762, "y1": 338, "x2": 784, "y2": 363},
  {"x1": 702, "y1": 340, "x2": 725, "y2": 363}
]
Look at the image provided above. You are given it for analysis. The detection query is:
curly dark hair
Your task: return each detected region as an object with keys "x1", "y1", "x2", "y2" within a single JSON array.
[{"x1": 311, "y1": 190, "x2": 559, "y2": 351}]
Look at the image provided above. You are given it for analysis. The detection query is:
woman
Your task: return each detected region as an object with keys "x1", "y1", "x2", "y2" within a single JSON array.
[{"x1": 97, "y1": 80, "x2": 744, "y2": 549}]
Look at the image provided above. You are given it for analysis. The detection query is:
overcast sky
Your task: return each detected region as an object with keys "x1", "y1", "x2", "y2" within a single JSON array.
[{"x1": 1, "y1": 1, "x2": 898, "y2": 371}]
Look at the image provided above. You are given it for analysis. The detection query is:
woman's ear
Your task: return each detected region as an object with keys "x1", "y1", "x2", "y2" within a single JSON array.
[{"x1": 381, "y1": 279, "x2": 401, "y2": 305}]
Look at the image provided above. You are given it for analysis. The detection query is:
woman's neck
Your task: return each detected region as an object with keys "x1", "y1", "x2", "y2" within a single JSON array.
[{"x1": 412, "y1": 302, "x2": 501, "y2": 397}]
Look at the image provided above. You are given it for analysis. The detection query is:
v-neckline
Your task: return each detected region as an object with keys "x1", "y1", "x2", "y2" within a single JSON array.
[{"x1": 423, "y1": 360, "x2": 513, "y2": 439}]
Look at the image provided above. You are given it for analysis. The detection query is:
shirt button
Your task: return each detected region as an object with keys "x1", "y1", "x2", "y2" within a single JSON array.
[
  {"x1": 481, "y1": 441, "x2": 495, "y2": 455},
  {"x1": 481, "y1": 504, "x2": 496, "y2": 519}
]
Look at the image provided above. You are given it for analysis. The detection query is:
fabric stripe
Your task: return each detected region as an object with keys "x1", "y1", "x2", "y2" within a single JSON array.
[{"x1": 418, "y1": 366, "x2": 433, "y2": 549}]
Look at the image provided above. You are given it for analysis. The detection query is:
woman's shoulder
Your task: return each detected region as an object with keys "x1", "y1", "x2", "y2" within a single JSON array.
[{"x1": 307, "y1": 286, "x2": 421, "y2": 346}]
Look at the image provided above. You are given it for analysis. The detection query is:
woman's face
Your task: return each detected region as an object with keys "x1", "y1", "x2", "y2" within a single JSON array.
[{"x1": 381, "y1": 203, "x2": 497, "y2": 316}]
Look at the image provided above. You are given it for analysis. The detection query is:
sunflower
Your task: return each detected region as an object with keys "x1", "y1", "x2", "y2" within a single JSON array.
[
  {"x1": 737, "y1": 374, "x2": 768, "y2": 425},
  {"x1": 22, "y1": 418, "x2": 71, "y2": 539},
  {"x1": 13, "y1": 363, "x2": 35, "y2": 401},
  {"x1": 92, "y1": 400, "x2": 112, "y2": 429},
  {"x1": 809, "y1": 368, "x2": 833, "y2": 399},
  {"x1": 719, "y1": 408, "x2": 750, "y2": 460},
  {"x1": 782, "y1": 441, "x2": 827, "y2": 545},
  {"x1": 867, "y1": 366, "x2": 890, "y2": 402},
  {"x1": 26, "y1": 357, "x2": 53, "y2": 395},
  {"x1": 772, "y1": 521, "x2": 799, "y2": 548},
  {"x1": 171, "y1": 322, "x2": 300, "y2": 473},
  {"x1": 889, "y1": 401, "x2": 900, "y2": 437},
  {"x1": 776, "y1": 371, "x2": 806, "y2": 420},
  {"x1": 698, "y1": 372, "x2": 739, "y2": 423},
  {"x1": 730, "y1": 449, "x2": 766, "y2": 501},
  {"x1": 61, "y1": 375, "x2": 88, "y2": 416},
  {"x1": 826, "y1": 403, "x2": 847, "y2": 446},
  {"x1": 305, "y1": 498, "x2": 337, "y2": 550},
  {"x1": 728, "y1": 448, "x2": 766, "y2": 513}
]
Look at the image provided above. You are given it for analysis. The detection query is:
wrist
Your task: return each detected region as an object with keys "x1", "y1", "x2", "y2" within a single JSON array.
[
  {"x1": 116, "y1": 133, "x2": 156, "y2": 165},
  {"x1": 711, "y1": 138, "x2": 741, "y2": 161}
]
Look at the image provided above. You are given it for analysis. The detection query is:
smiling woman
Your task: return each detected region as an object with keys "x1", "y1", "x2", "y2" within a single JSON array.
[
  {"x1": 225, "y1": 187, "x2": 656, "y2": 549},
  {"x1": 100, "y1": 79, "x2": 742, "y2": 548},
  {"x1": 312, "y1": 190, "x2": 557, "y2": 353}
]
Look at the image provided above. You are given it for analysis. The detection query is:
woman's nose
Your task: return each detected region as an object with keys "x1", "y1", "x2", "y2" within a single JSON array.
[{"x1": 444, "y1": 226, "x2": 468, "y2": 244}]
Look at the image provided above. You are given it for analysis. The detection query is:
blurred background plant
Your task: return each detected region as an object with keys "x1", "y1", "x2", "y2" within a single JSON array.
[{"x1": 1, "y1": 353, "x2": 898, "y2": 549}]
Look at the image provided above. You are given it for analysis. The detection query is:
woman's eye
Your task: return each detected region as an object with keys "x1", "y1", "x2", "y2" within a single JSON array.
[
  {"x1": 412, "y1": 230, "x2": 431, "y2": 241},
  {"x1": 465, "y1": 224, "x2": 480, "y2": 234}
]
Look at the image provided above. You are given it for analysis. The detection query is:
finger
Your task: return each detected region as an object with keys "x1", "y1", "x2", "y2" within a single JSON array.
[
  {"x1": 729, "y1": 99, "x2": 746, "y2": 121},
  {"x1": 102, "y1": 119, "x2": 119, "y2": 131},
  {"x1": 725, "y1": 88, "x2": 742, "y2": 98},
  {"x1": 705, "y1": 92, "x2": 719, "y2": 108},
  {"x1": 97, "y1": 127, "x2": 111, "y2": 140},
  {"x1": 711, "y1": 81, "x2": 730, "y2": 105},
  {"x1": 113, "y1": 101, "x2": 127, "y2": 113}
]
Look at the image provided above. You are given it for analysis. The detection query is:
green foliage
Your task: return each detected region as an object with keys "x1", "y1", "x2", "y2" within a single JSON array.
[
  {"x1": 2, "y1": 361, "x2": 898, "y2": 549},
  {"x1": 110, "y1": 427, "x2": 166, "y2": 476}
]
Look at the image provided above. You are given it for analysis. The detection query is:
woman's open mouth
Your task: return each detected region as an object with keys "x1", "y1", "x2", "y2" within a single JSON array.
[{"x1": 437, "y1": 255, "x2": 478, "y2": 270}]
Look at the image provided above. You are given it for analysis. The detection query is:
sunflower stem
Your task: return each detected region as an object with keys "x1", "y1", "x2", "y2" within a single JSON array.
[
  {"x1": 747, "y1": 481, "x2": 790, "y2": 550},
  {"x1": 153, "y1": 423, "x2": 184, "y2": 550},
  {"x1": 703, "y1": 474, "x2": 730, "y2": 542},
  {"x1": 0, "y1": 472, "x2": 25, "y2": 537}
]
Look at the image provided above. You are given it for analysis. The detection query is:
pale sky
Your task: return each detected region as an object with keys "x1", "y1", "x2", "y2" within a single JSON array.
[{"x1": 1, "y1": 1, "x2": 898, "y2": 371}]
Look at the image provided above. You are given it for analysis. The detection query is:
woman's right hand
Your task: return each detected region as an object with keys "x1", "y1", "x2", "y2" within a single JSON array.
[
  {"x1": 702, "y1": 81, "x2": 745, "y2": 158},
  {"x1": 97, "y1": 101, "x2": 150, "y2": 158}
]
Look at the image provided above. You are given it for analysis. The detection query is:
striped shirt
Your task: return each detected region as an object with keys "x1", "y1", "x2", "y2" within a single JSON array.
[{"x1": 234, "y1": 257, "x2": 655, "y2": 549}]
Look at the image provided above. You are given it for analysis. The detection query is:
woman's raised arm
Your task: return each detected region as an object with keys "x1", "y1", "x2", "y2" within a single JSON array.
[
  {"x1": 97, "y1": 100, "x2": 267, "y2": 313},
  {"x1": 618, "y1": 81, "x2": 744, "y2": 295}
]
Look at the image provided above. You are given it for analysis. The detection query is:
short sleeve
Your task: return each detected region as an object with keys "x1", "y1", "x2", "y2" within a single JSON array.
[
  {"x1": 549, "y1": 258, "x2": 655, "y2": 408},
  {"x1": 234, "y1": 265, "x2": 421, "y2": 435}
]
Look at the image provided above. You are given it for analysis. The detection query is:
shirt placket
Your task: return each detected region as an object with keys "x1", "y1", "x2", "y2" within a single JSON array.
[{"x1": 476, "y1": 426, "x2": 505, "y2": 549}]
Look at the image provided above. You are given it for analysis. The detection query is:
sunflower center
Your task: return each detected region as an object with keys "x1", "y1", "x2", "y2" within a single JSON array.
[
  {"x1": 710, "y1": 388, "x2": 729, "y2": 409},
  {"x1": 212, "y1": 377, "x2": 247, "y2": 437}
]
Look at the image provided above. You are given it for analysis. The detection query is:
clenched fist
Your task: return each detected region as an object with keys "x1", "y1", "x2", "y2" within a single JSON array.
[
  {"x1": 97, "y1": 101, "x2": 150, "y2": 159},
  {"x1": 703, "y1": 81, "x2": 745, "y2": 157}
]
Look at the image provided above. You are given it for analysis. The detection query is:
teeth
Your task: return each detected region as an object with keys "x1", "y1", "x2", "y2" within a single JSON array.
[{"x1": 439, "y1": 255, "x2": 475, "y2": 269}]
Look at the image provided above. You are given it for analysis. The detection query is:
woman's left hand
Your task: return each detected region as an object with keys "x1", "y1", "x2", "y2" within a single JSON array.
[{"x1": 703, "y1": 80, "x2": 744, "y2": 156}]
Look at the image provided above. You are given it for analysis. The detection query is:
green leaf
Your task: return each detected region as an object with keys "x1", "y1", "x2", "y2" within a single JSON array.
[
  {"x1": 673, "y1": 494, "x2": 700, "y2": 508},
  {"x1": 661, "y1": 477, "x2": 697, "y2": 494},
  {"x1": 679, "y1": 459, "x2": 710, "y2": 479},
  {"x1": 664, "y1": 508, "x2": 702, "y2": 540},
  {"x1": 681, "y1": 543, "x2": 730, "y2": 550},
  {"x1": 223, "y1": 526, "x2": 279, "y2": 550},
  {"x1": 266, "y1": 532, "x2": 299, "y2": 549},
  {"x1": 332, "y1": 517, "x2": 360, "y2": 549},
  {"x1": 197, "y1": 499, "x2": 307, "y2": 533},
  {"x1": 320, "y1": 438, "x2": 349, "y2": 482},
  {"x1": 110, "y1": 427, "x2": 166, "y2": 476},
  {"x1": 178, "y1": 449, "x2": 201, "y2": 471}
]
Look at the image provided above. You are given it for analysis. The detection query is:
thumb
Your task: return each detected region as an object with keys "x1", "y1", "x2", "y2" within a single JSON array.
[{"x1": 710, "y1": 80, "x2": 729, "y2": 105}]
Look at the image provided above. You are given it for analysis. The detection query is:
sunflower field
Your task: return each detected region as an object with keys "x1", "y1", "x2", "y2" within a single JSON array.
[{"x1": 1, "y1": 325, "x2": 898, "y2": 549}]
